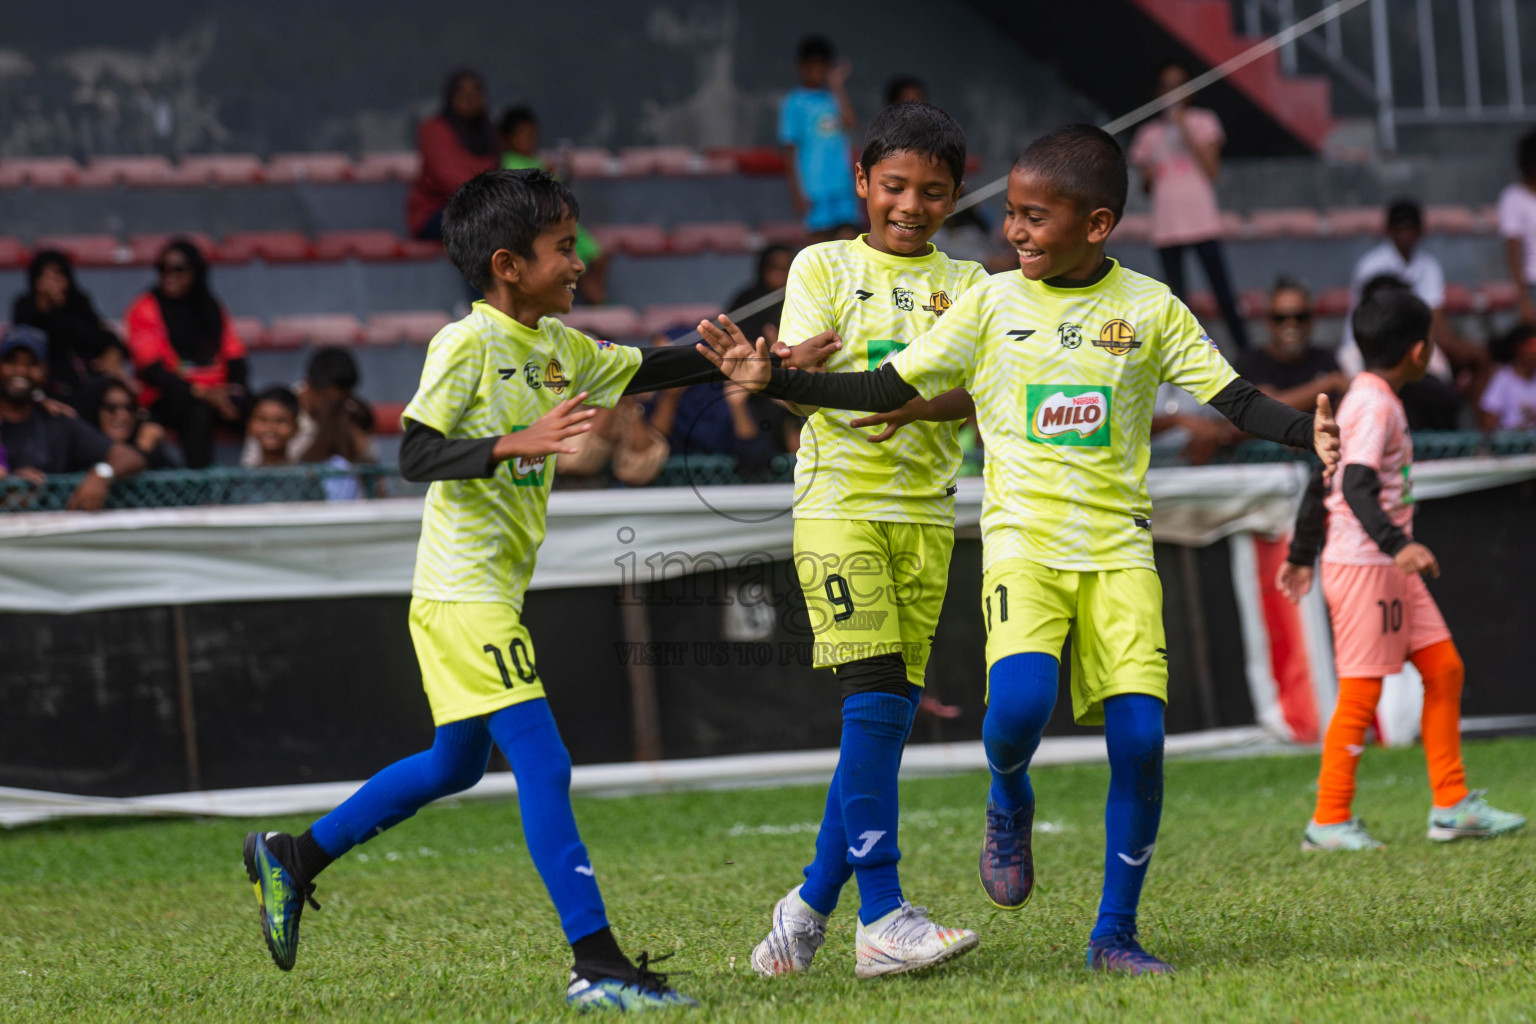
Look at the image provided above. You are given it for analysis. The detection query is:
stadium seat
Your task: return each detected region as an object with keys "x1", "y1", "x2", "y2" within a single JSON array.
[
  {"x1": 0, "y1": 238, "x2": 29, "y2": 269},
  {"x1": 76, "y1": 156, "x2": 174, "y2": 188},
  {"x1": 263, "y1": 152, "x2": 354, "y2": 184},
  {"x1": 129, "y1": 233, "x2": 218, "y2": 265},
  {"x1": 364, "y1": 310, "x2": 452, "y2": 345},
  {"x1": 399, "y1": 238, "x2": 446, "y2": 260},
  {"x1": 1314, "y1": 286, "x2": 1353, "y2": 318},
  {"x1": 641, "y1": 303, "x2": 719, "y2": 336},
  {"x1": 228, "y1": 316, "x2": 269, "y2": 349},
  {"x1": 715, "y1": 147, "x2": 787, "y2": 176},
  {"x1": 1424, "y1": 205, "x2": 1478, "y2": 235},
  {"x1": 267, "y1": 314, "x2": 364, "y2": 349},
  {"x1": 1186, "y1": 292, "x2": 1218, "y2": 321},
  {"x1": 372, "y1": 400, "x2": 407, "y2": 436},
  {"x1": 558, "y1": 306, "x2": 642, "y2": 339},
  {"x1": 669, "y1": 221, "x2": 753, "y2": 254},
  {"x1": 591, "y1": 224, "x2": 668, "y2": 256},
  {"x1": 1247, "y1": 208, "x2": 1323, "y2": 239},
  {"x1": 353, "y1": 151, "x2": 421, "y2": 183},
  {"x1": 1442, "y1": 282, "x2": 1475, "y2": 315},
  {"x1": 1480, "y1": 280, "x2": 1519, "y2": 311},
  {"x1": 568, "y1": 148, "x2": 618, "y2": 178},
  {"x1": 757, "y1": 220, "x2": 809, "y2": 247},
  {"x1": 1114, "y1": 212, "x2": 1152, "y2": 244},
  {"x1": 1238, "y1": 288, "x2": 1269, "y2": 319},
  {"x1": 1474, "y1": 205, "x2": 1500, "y2": 234},
  {"x1": 32, "y1": 234, "x2": 128, "y2": 267},
  {"x1": 1322, "y1": 207, "x2": 1382, "y2": 237},
  {"x1": 1220, "y1": 210, "x2": 1250, "y2": 239},
  {"x1": 0, "y1": 157, "x2": 80, "y2": 188},
  {"x1": 171, "y1": 154, "x2": 265, "y2": 186},
  {"x1": 619, "y1": 147, "x2": 703, "y2": 176},
  {"x1": 218, "y1": 231, "x2": 313, "y2": 263},
  {"x1": 312, "y1": 230, "x2": 404, "y2": 261}
]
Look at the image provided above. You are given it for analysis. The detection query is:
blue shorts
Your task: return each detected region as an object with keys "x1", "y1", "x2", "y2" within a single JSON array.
[{"x1": 805, "y1": 192, "x2": 862, "y2": 233}]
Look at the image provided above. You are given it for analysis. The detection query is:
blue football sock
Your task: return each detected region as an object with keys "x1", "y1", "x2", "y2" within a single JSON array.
[
  {"x1": 1091, "y1": 693, "x2": 1166, "y2": 944},
  {"x1": 840, "y1": 691, "x2": 913, "y2": 924},
  {"x1": 801, "y1": 685, "x2": 921, "y2": 917},
  {"x1": 487, "y1": 699, "x2": 609, "y2": 945},
  {"x1": 310, "y1": 717, "x2": 491, "y2": 858},
  {"x1": 982, "y1": 653, "x2": 1059, "y2": 815}
]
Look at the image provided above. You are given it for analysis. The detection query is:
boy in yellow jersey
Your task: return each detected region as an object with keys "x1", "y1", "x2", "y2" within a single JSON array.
[
  {"x1": 699, "y1": 124, "x2": 1340, "y2": 976},
  {"x1": 749, "y1": 102, "x2": 985, "y2": 980},
  {"x1": 240, "y1": 168, "x2": 811, "y2": 1011}
]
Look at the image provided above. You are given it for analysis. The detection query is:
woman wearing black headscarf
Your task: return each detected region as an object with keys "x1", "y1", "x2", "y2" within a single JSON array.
[
  {"x1": 11, "y1": 249, "x2": 128, "y2": 403},
  {"x1": 77, "y1": 376, "x2": 183, "y2": 470},
  {"x1": 124, "y1": 239, "x2": 249, "y2": 467},
  {"x1": 406, "y1": 68, "x2": 499, "y2": 240}
]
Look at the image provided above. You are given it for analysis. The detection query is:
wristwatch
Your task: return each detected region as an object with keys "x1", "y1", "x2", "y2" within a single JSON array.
[{"x1": 92, "y1": 461, "x2": 116, "y2": 481}]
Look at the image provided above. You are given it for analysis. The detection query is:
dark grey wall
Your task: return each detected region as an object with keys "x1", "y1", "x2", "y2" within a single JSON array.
[{"x1": 0, "y1": 0, "x2": 1097, "y2": 167}]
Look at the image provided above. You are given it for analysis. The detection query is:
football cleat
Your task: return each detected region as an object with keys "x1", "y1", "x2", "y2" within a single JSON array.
[
  {"x1": 566, "y1": 952, "x2": 699, "y2": 1012},
  {"x1": 750, "y1": 885, "x2": 827, "y2": 977},
  {"x1": 979, "y1": 799, "x2": 1035, "y2": 910},
  {"x1": 854, "y1": 902, "x2": 978, "y2": 979},
  {"x1": 1302, "y1": 817, "x2": 1385, "y2": 852},
  {"x1": 1427, "y1": 790, "x2": 1526, "y2": 841},
  {"x1": 1087, "y1": 932, "x2": 1174, "y2": 976},
  {"x1": 243, "y1": 831, "x2": 320, "y2": 971}
]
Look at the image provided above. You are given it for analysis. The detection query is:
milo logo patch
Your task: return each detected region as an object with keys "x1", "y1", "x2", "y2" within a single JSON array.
[
  {"x1": 508, "y1": 425, "x2": 548, "y2": 486},
  {"x1": 1026, "y1": 385, "x2": 1112, "y2": 447}
]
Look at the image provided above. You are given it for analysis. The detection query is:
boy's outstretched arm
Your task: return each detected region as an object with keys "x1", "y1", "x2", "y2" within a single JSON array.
[
  {"x1": 849, "y1": 389, "x2": 974, "y2": 443},
  {"x1": 1207, "y1": 381, "x2": 1340, "y2": 481},
  {"x1": 401, "y1": 393, "x2": 595, "y2": 482},
  {"x1": 1276, "y1": 462, "x2": 1328, "y2": 603}
]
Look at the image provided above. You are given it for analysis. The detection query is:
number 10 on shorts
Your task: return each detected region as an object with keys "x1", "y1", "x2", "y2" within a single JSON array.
[{"x1": 484, "y1": 638, "x2": 539, "y2": 687}]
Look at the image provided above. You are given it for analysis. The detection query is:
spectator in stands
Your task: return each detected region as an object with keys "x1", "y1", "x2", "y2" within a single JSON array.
[
  {"x1": 557, "y1": 396, "x2": 671, "y2": 488},
  {"x1": 645, "y1": 325, "x2": 786, "y2": 476},
  {"x1": 725, "y1": 244, "x2": 792, "y2": 345},
  {"x1": 125, "y1": 239, "x2": 249, "y2": 468},
  {"x1": 11, "y1": 249, "x2": 127, "y2": 404},
  {"x1": 1237, "y1": 277, "x2": 1347, "y2": 411},
  {"x1": 498, "y1": 105, "x2": 609, "y2": 305},
  {"x1": 1358, "y1": 273, "x2": 1462, "y2": 429},
  {"x1": 1480, "y1": 324, "x2": 1536, "y2": 430},
  {"x1": 1340, "y1": 198, "x2": 1488, "y2": 400},
  {"x1": 0, "y1": 325, "x2": 144, "y2": 509},
  {"x1": 407, "y1": 69, "x2": 499, "y2": 241},
  {"x1": 1129, "y1": 59, "x2": 1250, "y2": 351},
  {"x1": 301, "y1": 393, "x2": 376, "y2": 501},
  {"x1": 885, "y1": 75, "x2": 926, "y2": 107},
  {"x1": 780, "y1": 36, "x2": 860, "y2": 242},
  {"x1": 1499, "y1": 127, "x2": 1536, "y2": 325},
  {"x1": 242, "y1": 386, "x2": 302, "y2": 468},
  {"x1": 78, "y1": 377, "x2": 181, "y2": 470},
  {"x1": 238, "y1": 347, "x2": 373, "y2": 467}
]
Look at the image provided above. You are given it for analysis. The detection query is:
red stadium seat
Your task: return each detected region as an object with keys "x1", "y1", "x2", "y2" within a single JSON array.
[
  {"x1": 1480, "y1": 280, "x2": 1520, "y2": 311},
  {"x1": 757, "y1": 220, "x2": 809, "y2": 247},
  {"x1": 1186, "y1": 292, "x2": 1218, "y2": 321},
  {"x1": 1114, "y1": 212, "x2": 1152, "y2": 244},
  {"x1": 1474, "y1": 205, "x2": 1500, "y2": 234},
  {"x1": 1238, "y1": 288, "x2": 1269, "y2": 319},
  {"x1": 0, "y1": 238, "x2": 29, "y2": 269},
  {"x1": 1424, "y1": 205, "x2": 1478, "y2": 235},
  {"x1": 312, "y1": 230, "x2": 404, "y2": 261},
  {"x1": 263, "y1": 152, "x2": 354, "y2": 184},
  {"x1": 1219, "y1": 210, "x2": 1250, "y2": 240},
  {"x1": 669, "y1": 221, "x2": 753, "y2": 254},
  {"x1": 353, "y1": 151, "x2": 421, "y2": 183},
  {"x1": 619, "y1": 147, "x2": 704, "y2": 176},
  {"x1": 364, "y1": 311, "x2": 452, "y2": 345},
  {"x1": 170, "y1": 154, "x2": 265, "y2": 186},
  {"x1": 641, "y1": 303, "x2": 720, "y2": 337},
  {"x1": 714, "y1": 147, "x2": 786, "y2": 176},
  {"x1": 1314, "y1": 286, "x2": 1353, "y2": 318},
  {"x1": 590, "y1": 224, "x2": 668, "y2": 256},
  {"x1": 218, "y1": 231, "x2": 313, "y2": 263},
  {"x1": 0, "y1": 158, "x2": 80, "y2": 188},
  {"x1": 227, "y1": 316, "x2": 269, "y2": 350},
  {"x1": 32, "y1": 234, "x2": 128, "y2": 267},
  {"x1": 1442, "y1": 282, "x2": 1475, "y2": 315},
  {"x1": 558, "y1": 306, "x2": 642, "y2": 339},
  {"x1": 372, "y1": 401, "x2": 408, "y2": 436},
  {"x1": 1322, "y1": 207, "x2": 1382, "y2": 237},
  {"x1": 268, "y1": 314, "x2": 363, "y2": 348},
  {"x1": 1247, "y1": 208, "x2": 1323, "y2": 239},
  {"x1": 399, "y1": 238, "x2": 446, "y2": 260},
  {"x1": 568, "y1": 148, "x2": 618, "y2": 178},
  {"x1": 77, "y1": 156, "x2": 174, "y2": 188},
  {"x1": 128, "y1": 233, "x2": 218, "y2": 265}
]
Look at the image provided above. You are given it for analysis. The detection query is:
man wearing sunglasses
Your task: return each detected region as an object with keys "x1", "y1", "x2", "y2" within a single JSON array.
[{"x1": 1237, "y1": 277, "x2": 1348, "y2": 412}]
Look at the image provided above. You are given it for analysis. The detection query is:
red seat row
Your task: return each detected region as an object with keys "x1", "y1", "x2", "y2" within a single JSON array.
[
  {"x1": 0, "y1": 232, "x2": 444, "y2": 268},
  {"x1": 1189, "y1": 281, "x2": 1520, "y2": 323},
  {"x1": 1111, "y1": 206, "x2": 1500, "y2": 245}
]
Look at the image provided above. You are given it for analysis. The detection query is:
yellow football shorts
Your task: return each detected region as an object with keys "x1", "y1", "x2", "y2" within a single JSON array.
[
  {"x1": 982, "y1": 558, "x2": 1168, "y2": 725},
  {"x1": 409, "y1": 598, "x2": 547, "y2": 726},
  {"x1": 793, "y1": 518, "x2": 954, "y2": 687}
]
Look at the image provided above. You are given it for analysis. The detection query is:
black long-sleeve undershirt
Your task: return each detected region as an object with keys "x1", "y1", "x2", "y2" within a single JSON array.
[
  {"x1": 1287, "y1": 463, "x2": 1329, "y2": 565},
  {"x1": 1340, "y1": 463, "x2": 1411, "y2": 556}
]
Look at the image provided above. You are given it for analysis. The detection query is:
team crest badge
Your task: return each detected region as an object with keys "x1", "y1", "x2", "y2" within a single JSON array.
[
  {"x1": 1092, "y1": 319, "x2": 1141, "y2": 356},
  {"x1": 892, "y1": 288, "x2": 915, "y2": 311},
  {"x1": 1058, "y1": 322, "x2": 1083, "y2": 349},
  {"x1": 523, "y1": 361, "x2": 542, "y2": 388},
  {"x1": 543, "y1": 359, "x2": 571, "y2": 394},
  {"x1": 922, "y1": 291, "x2": 953, "y2": 316}
]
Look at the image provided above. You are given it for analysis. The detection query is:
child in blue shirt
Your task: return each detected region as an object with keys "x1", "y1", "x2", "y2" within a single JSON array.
[{"x1": 779, "y1": 35, "x2": 860, "y2": 240}]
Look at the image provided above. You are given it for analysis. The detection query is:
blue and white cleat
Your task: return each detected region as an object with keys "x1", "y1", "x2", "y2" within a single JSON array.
[
  {"x1": 1087, "y1": 932, "x2": 1174, "y2": 976},
  {"x1": 1427, "y1": 790, "x2": 1526, "y2": 841},
  {"x1": 566, "y1": 953, "x2": 699, "y2": 1012},
  {"x1": 243, "y1": 830, "x2": 320, "y2": 971},
  {"x1": 750, "y1": 885, "x2": 827, "y2": 976}
]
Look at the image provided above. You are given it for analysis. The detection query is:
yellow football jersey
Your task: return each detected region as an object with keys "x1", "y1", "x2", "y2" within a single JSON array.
[
  {"x1": 403, "y1": 300, "x2": 641, "y2": 608},
  {"x1": 779, "y1": 237, "x2": 989, "y2": 526},
  {"x1": 890, "y1": 259, "x2": 1237, "y2": 571}
]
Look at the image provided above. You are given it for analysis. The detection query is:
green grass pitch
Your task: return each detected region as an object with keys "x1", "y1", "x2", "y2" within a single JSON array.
[{"x1": 3, "y1": 738, "x2": 1534, "y2": 1022}]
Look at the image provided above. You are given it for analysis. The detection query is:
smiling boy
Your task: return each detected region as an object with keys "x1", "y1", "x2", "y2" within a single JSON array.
[{"x1": 699, "y1": 124, "x2": 1340, "y2": 975}]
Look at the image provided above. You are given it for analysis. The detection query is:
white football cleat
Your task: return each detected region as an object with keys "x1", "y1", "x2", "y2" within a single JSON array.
[
  {"x1": 854, "y1": 901, "x2": 978, "y2": 978},
  {"x1": 750, "y1": 885, "x2": 828, "y2": 977}
]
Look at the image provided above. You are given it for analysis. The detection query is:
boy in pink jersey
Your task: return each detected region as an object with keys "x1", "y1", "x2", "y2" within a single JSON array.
[{"x1": 1278, "y1": 289, "x2": 1524, "y2": 850}]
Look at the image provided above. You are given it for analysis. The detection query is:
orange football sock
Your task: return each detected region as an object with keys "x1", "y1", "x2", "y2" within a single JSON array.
[
  {"x1": 1411, "y1": 639, "x2": 1469, "y2": 809},
  {"x1": 1314, "y1": 676, "x2": 1383, "y2": 825}
]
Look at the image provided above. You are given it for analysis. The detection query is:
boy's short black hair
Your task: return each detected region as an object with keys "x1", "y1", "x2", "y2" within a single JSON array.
[
  {"x1": 1385, "y1": 196, "x2": 1423, "y2": 229},
  {"x1": 443, "y1": 168, "x2": 579, "y2": 292},
  {"x1": 1013, "y1": 124, "x2": 1128, "y2": 224},
  {"x1": 1359, "y1": 272, "x2": 1409, "y2": 304},
  {"x1": 1353, "y1": 289, "x2": 1432, "y2": 370},
  {"x1": 859, "y1": 101, "x2": 966, "y2": 190},
  {"x1": 307, "y1": 346, "x2": 360, "y2": 392},
  {"x1": 499, "y1": 105, "x2": 537, "y2": 138},
  {"x1": 1519, "y1": 126, "x2": 1536, "y2": 179},
  {"x1": 1490, "y1": 322, "x2": 1536, "y2": 364},
  {"x1": 884, "y1": 74, "x2": 925, "y2": 106},
  {"x1": 797, "y1": 35, "x2": 834, "y2": 63},
  {"x1": 254, "y1": 385, "x2": 300, "y2": 418}
]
